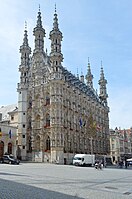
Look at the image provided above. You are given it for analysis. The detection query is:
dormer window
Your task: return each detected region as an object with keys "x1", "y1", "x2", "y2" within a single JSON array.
[
  {"x1": 11, "y1": 115, "x2": 14, "y2": 120},
  {"x1": 46, "y1": 96, "x2": 50, "y2": 105}
]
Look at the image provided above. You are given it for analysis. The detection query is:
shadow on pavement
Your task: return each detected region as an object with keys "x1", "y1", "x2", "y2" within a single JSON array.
[
  {"x1": 0, "y1": 178, "x2": 84, "y2": 199},
  {"x1": 0, "y1": 172, "x2": 28, "y2": 177}
]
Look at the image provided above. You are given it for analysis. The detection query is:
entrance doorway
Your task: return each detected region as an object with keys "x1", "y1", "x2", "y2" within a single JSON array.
[
  {"x1": 8, "y1": 143, "x2": 12, "y2": 154},
  {"x1": 0, "y1": 141, "x2": 4, "y2": 158}
]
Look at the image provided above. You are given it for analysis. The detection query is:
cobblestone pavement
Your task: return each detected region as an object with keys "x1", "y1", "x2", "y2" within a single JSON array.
[{"x1": 0, "y1": 163, "x2": 132, "y2": 199}]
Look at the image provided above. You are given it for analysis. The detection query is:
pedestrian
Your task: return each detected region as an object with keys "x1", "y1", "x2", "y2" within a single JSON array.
[
  {"x1": 98, "y1": 161, "x2": 103, "y2": 170},
  {"x1": 118, "y1": 160, "x2": 123, "y2": 168},
  {"x1": 125, "y1": 159, "x2": 128, "y2": 169}
]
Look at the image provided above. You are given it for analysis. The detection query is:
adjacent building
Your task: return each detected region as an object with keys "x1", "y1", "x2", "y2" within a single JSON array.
[
  {"x1": 0, "y1": 104, "x2": 18, "y2": 158},
  {"x1": 17, "y1": 7, "x2": 110, "y2": 164},
  {"x1": 110, "y1": 128, "x2": 132, "y2": 163}
]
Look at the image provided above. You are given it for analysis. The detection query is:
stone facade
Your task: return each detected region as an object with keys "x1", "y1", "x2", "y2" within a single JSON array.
[{"x1": 17, "y1": 8, "x2": 110, "y2": 164}]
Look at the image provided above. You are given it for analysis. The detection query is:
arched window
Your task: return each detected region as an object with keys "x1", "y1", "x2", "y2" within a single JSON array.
[
  {"x1": 28, "y1": 136, "x2": 32, "y2": 152},
  {"x1": 38, "y1": 35, "x2": 41, "y2": 47},
  {"x1": 46, "y1": 114, "x2": 50, "y2": 127},
  {"x1": 36, "y1": 135, "x2": 40, "y2": 151},
  {"x1": 29, "y1": 100, "x2": 32, "y2": 108},
  {"x1": 46, "y1": 96, "x2": 50, "y2": 105},
  {"x1": 28, "y1": 118, "x2": 32, "y2": 129},
  {"x1": 46, "y1": 136, "x2": 50, "y2": 151},
  {"x1": 36, "y1": 115, "x2": 40, "y2": 129},
  {"x1": 36, "y1": 115, "x2": 40, "y2": 120},
  {"x1": 8, "y1": 143, "x2": 12, "y2": 154}
]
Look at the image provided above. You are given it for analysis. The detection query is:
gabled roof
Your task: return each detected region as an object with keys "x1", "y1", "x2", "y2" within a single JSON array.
[{"x1": 0, "y1": 104, "x2": 17, "y2": 121}]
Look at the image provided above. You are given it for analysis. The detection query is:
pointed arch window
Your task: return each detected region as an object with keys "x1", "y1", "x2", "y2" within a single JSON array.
[
  {"x1": 56, "y1": 66, "x2": 58, "y2": 72},
  {"x1": 28, "y1": 138, "x2": 32, "y2": 152},
  {"x1": 46, "y1": 113, "x2": 50, "y2": 127},
  {"x1": 36, "y1": 135, "x2": 40, "y2": 151},
  {"x1": 38, "y1": 34, "x2": 41, "y2": 48},
  {"x1": 28, "y1": 117, "x2": 32, "y2": 129},
  {"x1": 36, "y1": 114, "x2": 40, "y2": 129},
  {"x1": 24, "y1": 53, "x2": 27, "y2": 65},
  {"x1": 56, "y1": 61, "x2": 58, "y2": 66},
  {"x1": 46, "y1": 136, "x2": 50, "y2": 151}
]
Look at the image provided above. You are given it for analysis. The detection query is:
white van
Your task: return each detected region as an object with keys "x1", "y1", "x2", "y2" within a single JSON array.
[{"x1": 73, "y1": 154, "x2": 95, "y2": 166}]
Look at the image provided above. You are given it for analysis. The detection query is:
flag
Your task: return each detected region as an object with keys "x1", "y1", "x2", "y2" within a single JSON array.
[
  {"x1": 9, "y1": 129, "x2": 12, "y2": 139},
  {"x1": 79, "y1": 118, "x2": 82, "y2": 128}
]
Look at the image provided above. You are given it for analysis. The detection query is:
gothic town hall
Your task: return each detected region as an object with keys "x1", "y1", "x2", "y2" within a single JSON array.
[{"x1": 17, "y1": 8, "x2": 110, "y2": 164}]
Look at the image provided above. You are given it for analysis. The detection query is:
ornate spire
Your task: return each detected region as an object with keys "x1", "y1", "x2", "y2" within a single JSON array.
[
  {"x1": 100, "y1": 61, "x2": 105, "y2": 80},
  {"x1": 49, "y1": 5, "x2": 63, "y2": 68},
  {"x1": 98, "y1": 61, "x2": 108, "y2": 105},
  {"x1": 19, "y1": 22, "x2": 31, "y2": 86},
  {"x1": 53, "y1": 4, "x2": 59, "y2": 30},
  {"x1": 20, "y1": 21, "x2": 31, "y2": 56},
  {"x1": 85, "y1": 58, "x2": 93, "y2": 87},
  {"x1": 80, "y1": 69, "x2": 84, "y2": 82},
  {"x1": 36, "y1": 5, "x2": 42, "y2": 28},
  {"x1": 33, "y1": 6, "x2": 46, "y2": 53},
  {"x1": 22, "y1": 21, "x2": 28, "y2": 46}
]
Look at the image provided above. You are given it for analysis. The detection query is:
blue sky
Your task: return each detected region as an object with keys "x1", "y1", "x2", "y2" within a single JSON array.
[{"x1": 0, "y1": 0, "x2": 132, "y2": 129}]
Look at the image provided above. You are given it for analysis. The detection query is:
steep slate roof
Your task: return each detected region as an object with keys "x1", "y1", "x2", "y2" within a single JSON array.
[{"x1": 62, "y1": 66, "x2": 100, "y2": 103}]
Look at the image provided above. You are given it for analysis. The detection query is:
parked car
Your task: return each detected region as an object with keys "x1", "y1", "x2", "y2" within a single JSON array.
[
  {"x1": 127, "y1": 158, "x2": 132, "y2": 166},
  {"x1": 1, "y1": 155, "x2": 20, "y2": 165},
  {"x1": 127, "y1": 161, "x2": 132, "y2": 166},
  {"x1": 0, "y1": 157, "x2": 3, "y2": 163}
]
